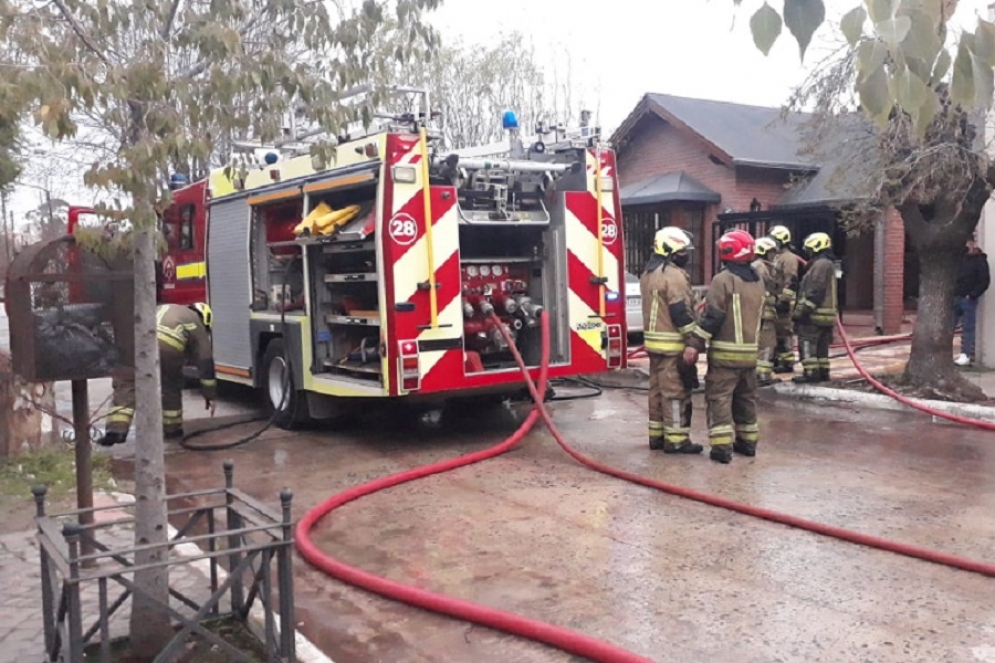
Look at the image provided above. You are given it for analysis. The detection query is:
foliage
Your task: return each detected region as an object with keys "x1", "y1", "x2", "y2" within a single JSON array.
[
  {"x1": 738, "y1": 0, "x2": 990, "y2": 132},
  {"x1": 372, "y1": 31, "x2": 584, "y2": 149},
  {"x1": 0, "y1": 445, "x2": 113, "y2": 498}
]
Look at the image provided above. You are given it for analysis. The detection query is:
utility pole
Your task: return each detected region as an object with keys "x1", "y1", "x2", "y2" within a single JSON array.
[{"x1": 1, "y1": 188, "x2": 8, "y2": 266}]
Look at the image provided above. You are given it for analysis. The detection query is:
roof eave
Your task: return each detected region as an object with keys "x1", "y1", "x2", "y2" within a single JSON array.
[
  {"x1": 622, "y1": 192, "x2": 721, "y2": 206},
  {"x1": 731, "y1": 158, "x2": 819, "y2": 171}
]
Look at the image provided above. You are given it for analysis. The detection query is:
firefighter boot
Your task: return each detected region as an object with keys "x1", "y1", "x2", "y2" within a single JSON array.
[
  {"x1": 733, "y1": 438, "x2": 757, "y2": 457},
  {"x1": 663, "y1": 441, "x2": 704, "y2": 455},
  {"x1": 818, "y1": 368, "x2": 831, "y2": 383},
  {"x1": 648, "y1": 437, "x2": 666, "y2": 451},
  {"x1": 709, "y1": 445, "x2": 733, "y2": 464},
  {"x1": 96, "y1": 431, "x2": 128, "y2": 447}
]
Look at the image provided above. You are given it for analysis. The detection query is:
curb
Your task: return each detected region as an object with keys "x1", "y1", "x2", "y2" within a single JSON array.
[
  {"x1": 770, "y1": 383, "x2": 995, "y2": 422},
  {"x1": 110, "y1": 493, "x2": 334, "y2": 663}
]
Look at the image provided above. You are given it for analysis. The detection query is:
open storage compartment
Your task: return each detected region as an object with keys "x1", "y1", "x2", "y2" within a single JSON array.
[{"x1": 301, "y1": 181, "x2": 381, "y2": 383}]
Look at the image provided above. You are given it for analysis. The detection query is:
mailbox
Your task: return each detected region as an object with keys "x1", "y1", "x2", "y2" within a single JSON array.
[{"x1": 3, "y1": 235, "x2": 134, "y2": 382}]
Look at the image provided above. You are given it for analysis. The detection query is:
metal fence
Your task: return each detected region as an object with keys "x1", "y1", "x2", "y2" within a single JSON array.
[{"x1": 34, "y1": 461, "x2": 296, "y2": 663}]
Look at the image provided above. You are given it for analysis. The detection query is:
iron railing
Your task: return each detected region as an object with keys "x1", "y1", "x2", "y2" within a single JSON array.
[{"x1": 34, "y1": 460, "x2": 296, "y2": 663}]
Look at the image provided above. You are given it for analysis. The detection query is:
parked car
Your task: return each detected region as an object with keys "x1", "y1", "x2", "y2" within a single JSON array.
[{"x1": 625, "y1": 271, "x2": 643, "y2": 339}]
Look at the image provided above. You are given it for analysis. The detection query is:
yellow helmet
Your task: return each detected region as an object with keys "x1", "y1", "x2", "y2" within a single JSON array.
[
  {"x1": 754, "y1": 236, "x2": 778, "y2": 258},
  {"x1": 802, "y1": 232, "x2": 832, "y2": 254},
  {"x1": 769, "y1": 225, "x2": 791, "y2": 246},
  {"x1": 190, "y1": 302, "x2": 212, "y2": 329},
  {"x1": 653, "y1": 226, "x2": 693, "y2": 257}
]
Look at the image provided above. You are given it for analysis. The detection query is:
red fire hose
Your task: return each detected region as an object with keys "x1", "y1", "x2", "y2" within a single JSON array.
[
  {"x1": 296, "y1": 312, "x2": 995, "y2": 663},
  {"x1": 834, "y1": 318, "x2": 995, "y2": 431}
]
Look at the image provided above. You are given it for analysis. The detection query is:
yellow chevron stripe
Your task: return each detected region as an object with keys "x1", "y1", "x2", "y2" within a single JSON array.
[
  {"x1": 564, "y1": 205, "x2": 620, "y2": 294},
  {"x1": 567, "y1": 290, "x2": 604, "y2": 357}
]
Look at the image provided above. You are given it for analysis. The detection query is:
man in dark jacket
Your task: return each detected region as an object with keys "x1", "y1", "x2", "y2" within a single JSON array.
[{"x1": 954, "y1": 236, "x2": 990, "y2": 367}]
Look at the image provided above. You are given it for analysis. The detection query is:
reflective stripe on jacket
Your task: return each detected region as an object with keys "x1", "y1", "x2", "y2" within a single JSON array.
[
  {"x1": 795, "y1": 255, "x2": 838, "y2": 327},
  {"x1": 691, "y1": 266, "x2": 766, "y2": 369},
  {"x1": 640, "y1": 261, "x2": 697, "y2": 356},
  {"x1": 752, "y1": 258, "x2": 778, "y2": 322},
  {"x1": 156, "y1": 304, "x2": 217, "y2": 398}
]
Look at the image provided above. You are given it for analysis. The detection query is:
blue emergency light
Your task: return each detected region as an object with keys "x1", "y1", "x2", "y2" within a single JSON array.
[
  {"x1": 606, "y1": 290, "x2": 620, "y2": 302},
  {"x1": 264, "y1": 152, "x2": 279, "y2": 165},
  {"x1": 168, "y1": 173, "x2": 189, "y2": 190},
  {"x1": 502, "y1": 110, "x2": 519, "y2": 130}
]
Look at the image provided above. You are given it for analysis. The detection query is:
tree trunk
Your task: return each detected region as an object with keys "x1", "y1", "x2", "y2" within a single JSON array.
[
  {"x1": 127, "y1": 220, "x2": 171, "y2": 658},
  {"x1": 905, "y1": 244, "x2": 960, "y2": 387}
]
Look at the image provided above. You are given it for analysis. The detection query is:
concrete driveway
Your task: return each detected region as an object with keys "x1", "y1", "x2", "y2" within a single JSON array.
[{"x1": 135, "y1": 388, "x2": 995, "y2": 663}]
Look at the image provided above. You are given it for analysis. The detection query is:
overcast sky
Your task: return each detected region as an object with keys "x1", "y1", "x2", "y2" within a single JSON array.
[{"x1": 6, "y1": 0, "x2": 991, "y2": 221}]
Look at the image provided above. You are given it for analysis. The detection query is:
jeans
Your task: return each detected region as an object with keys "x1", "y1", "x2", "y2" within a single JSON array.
[{"x1": 954, "y1": 296, "x2": 978, "y2": 357}]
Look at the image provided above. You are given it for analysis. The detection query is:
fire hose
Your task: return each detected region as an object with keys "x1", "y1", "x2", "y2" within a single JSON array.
[{"x1": 295, "y1": 311, "x2": 995, "y2": 663}]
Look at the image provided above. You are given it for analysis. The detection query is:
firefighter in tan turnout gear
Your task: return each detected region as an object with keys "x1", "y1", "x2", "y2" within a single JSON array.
[
  {"x1": 768, "y1": 225, "x2": 801, "y2": 374},
  {"x1": 690, "y1": 229, "x2": 766, "y2": 464},
  {"x1": 752, "y1": 236, "x2": 780, "y2": 386},
  {"x1": 98, "y1": 302, "x2": 217, "y2": 446},
  {"x1": 640, "y1": 227, "x2": 703, "y2": 455},
  {"x1": 792, "y1": 232, "x2": 839, "y2": 383}
]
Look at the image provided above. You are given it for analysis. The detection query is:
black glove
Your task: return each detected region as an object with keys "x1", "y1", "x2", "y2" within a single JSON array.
[
  {"x1": 678, "y1": 361, "x2": 700, "y2": 390},
  {"x1": 775, "y1": 300, "x2": 791, "y2": 315}
]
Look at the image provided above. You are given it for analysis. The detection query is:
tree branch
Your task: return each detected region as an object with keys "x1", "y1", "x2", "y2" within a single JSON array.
[
  {"x1": 161, "y1": 0, "x2": 182, "y2": 41},
  {"x1": 49, "y1": 0, "x2": 112, "y2": 66}
]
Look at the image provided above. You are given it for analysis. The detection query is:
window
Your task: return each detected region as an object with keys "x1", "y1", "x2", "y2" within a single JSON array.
[{"x1": 178, "y1": 204, "x2": 195, "y2": 250}]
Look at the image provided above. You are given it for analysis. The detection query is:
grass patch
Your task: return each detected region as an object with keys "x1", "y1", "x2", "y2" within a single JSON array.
[{"x1": 0, "y1": 445, "x2": 115, "y2": 498}]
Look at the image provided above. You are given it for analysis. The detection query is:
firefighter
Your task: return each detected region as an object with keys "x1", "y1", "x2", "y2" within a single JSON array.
[
  {"x1": 690, "y1": 229, "x2": 766, "y2": 464},
  {"x1": 768, "y1": 225, "x2": 801, "y2": 374},
  {"x1": 753, "y1": 236, "x2": 779, "y2": 386},
  {"x1": 640, "y1": 226, "x2": 702, "y2": 454},
  {"x1": 792, "y1": 232, "x2": 838, "y2": 383},
  {"x1": 98, "y1": 302, "x2": 217, "y2": 446}
]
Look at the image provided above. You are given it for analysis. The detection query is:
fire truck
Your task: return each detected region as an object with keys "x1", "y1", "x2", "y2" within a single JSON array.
[{"x1": 77, "y1": 88, "x2": 628, "y2": 427}]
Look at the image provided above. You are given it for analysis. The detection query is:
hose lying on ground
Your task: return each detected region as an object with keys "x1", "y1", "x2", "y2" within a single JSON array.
[
  {"x1": 295, "y1": 311, "x2": 995, "y2": 663},
  {"x1": 834, "y1": 318, "x2": 995, "y2": 432}
]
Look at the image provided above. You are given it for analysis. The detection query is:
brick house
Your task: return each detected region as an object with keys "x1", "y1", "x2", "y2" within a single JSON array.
[{"x1": 610, "y1": 93, "x2": 909, "y2": 334}]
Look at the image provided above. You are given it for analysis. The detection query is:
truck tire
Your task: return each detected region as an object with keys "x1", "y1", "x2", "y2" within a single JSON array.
[{"x1": 262, "y1": 338, "x2": 309, "y2": 429}]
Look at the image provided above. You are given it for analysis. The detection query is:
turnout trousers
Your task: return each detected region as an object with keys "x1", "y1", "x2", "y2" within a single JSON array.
[
  {"x1": 756, "y1": 319, "x2": 777, "y2": 382},
  {"x1": 106, "y1": 343, "x2": 187, "y2": 439},
  {"x1": 647, "y1": 353, "x2": 692, "y2": 448},
  {"x1": 704, "y1": 365, "x2": 759, "y2": 451},
  {"x1": 796, "y1": 323, "x2": 834, "y2": 381},
  {"x1": 774, "y1": 314, "x2": 795, "y2": 371}
]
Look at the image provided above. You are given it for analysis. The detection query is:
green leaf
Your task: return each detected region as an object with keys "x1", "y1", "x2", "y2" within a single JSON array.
[
  {"x1": 783, "y1": 0, "x2": 825, "y2": 61},
  {"x1": 857, "y1": 58, "x2": 893, "y2": 124},
  {"x1": 899, "y1": 8, "x2": 941, "y2": 62},
  {"x1": 950, "y1": 40, "x2": 975, "y2": 107},
  {"x1": 970, "y1": 51, "x2": 994, "y2": 109},
  {"x1": 866, "y1": 0, "x2": 898, "y2": 23},
  {"x1": 889, "y1": 67, "x2": 929, "y2": 112},
  {"x1": 840, "y1": 6, "x2": 867, "y2": 46},
  {"x1": 931, "y1": 47, "x2": 952, "y2": 85},
  {"x1": 914, "y1": 82, "x2": 940, "y2": 137},
  {"x1": 857, "y1": 40, "x2": 889, "y2": 83},
  {"x1": 750, "y1": 2, "x2": 782, "y2": 56},
  {"x1": 875, "y1": 16, "x2": 911, "y2": 45},
  {"x1": 976, "y1": 19, "x2": 995, "y2": 67}
]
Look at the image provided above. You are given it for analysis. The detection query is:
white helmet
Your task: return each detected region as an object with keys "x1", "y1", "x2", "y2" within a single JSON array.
[{"x1": 653, "y1": 226, "x2": 693, "y2": 257}]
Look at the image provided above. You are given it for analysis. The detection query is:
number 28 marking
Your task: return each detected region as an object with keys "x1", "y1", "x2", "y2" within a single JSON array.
[
  {"x1": 601, "y1": 217, "x2": 618, "y2": 246},
  {"x1": 388, "y1": 213, "x2": 418, "y2": 246}
]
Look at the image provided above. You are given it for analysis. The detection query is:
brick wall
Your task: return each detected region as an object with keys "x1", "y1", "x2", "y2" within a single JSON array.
[
  {"x1": 618, "y1": 114, "x2": 791, "y2": 282},
  {"x1": 882, "y1": 207, "x2": 905, "y2": 334}
]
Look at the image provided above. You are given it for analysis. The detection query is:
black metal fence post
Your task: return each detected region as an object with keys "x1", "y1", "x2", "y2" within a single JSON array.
[
  {"x1": 33, "y1": 485, "x2": 56, "y2": 659},
  {"x1": 62, "y1": 523, "x2": 84, "y2": 663},
  {"x1": 279, "y1": 489, "x2": 296, "y2": 662}
]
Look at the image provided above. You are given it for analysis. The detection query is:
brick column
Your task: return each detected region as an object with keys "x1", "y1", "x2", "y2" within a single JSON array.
[{"x1": 881, "y1": 207, "x2": 905, "y2": 335}]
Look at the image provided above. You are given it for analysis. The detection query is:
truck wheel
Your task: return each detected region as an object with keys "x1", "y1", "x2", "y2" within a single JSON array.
[{"x1": 262, "y1": 339, "x2": 309, "y2": 429}]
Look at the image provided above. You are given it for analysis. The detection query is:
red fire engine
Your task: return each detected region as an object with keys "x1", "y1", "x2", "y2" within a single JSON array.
[{"x1": 73, "y1": 88, "x2": 628, "y2": 427}]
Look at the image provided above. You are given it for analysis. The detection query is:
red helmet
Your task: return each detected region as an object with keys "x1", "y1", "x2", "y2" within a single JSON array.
[{"x1": 717, "y1": 229, "x2": 755, "y2": 263}]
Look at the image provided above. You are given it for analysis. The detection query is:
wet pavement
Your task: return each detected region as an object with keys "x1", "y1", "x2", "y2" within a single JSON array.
[{"x1": 139, "y1": 384, "x2": 995, "y2": 663}]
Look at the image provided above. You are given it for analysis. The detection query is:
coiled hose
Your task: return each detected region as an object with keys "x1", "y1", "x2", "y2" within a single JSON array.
[{"x1": 296, "y1": 312, "x2": 995, "y2": 663}]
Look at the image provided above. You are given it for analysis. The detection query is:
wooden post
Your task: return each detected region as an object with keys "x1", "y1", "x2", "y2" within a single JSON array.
[{"x1": 71, "y1": 380, "x2": 95, "y2": 563}]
